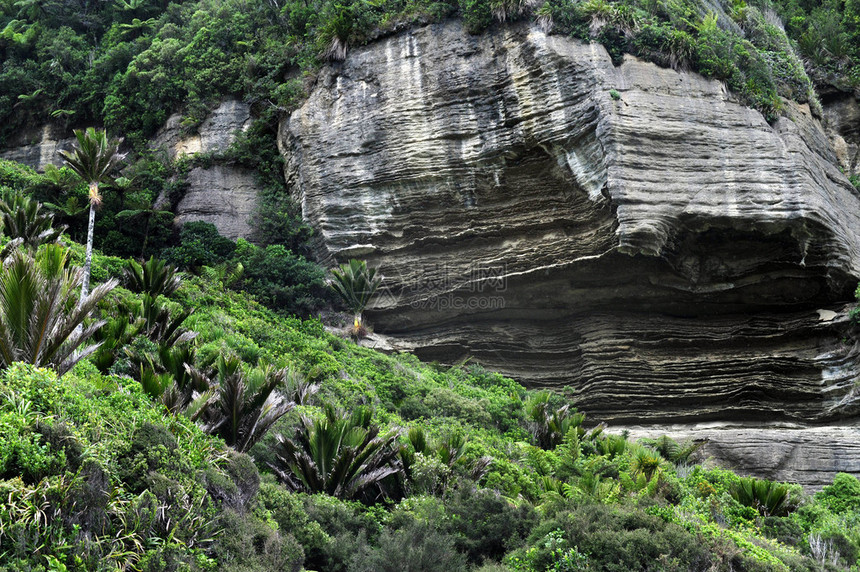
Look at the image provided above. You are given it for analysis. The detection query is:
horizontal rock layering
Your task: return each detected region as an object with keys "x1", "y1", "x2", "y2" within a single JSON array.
[
  {"x1": 281, "y1": 22, "x2": 860, "y2": 483},
  {"x1": 619, "y1": 425, "x2": 860, "y2": 491}
]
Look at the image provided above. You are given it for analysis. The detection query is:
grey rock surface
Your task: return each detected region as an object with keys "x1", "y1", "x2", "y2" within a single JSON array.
[
  {"x1": 621, "y1": 424, "x2": 860, "y2": 491},
  {"x1": 0, "y1": 124, "x2": 76, "y2": 170},
  {"x1": 151, "y1": 99, "x2": 261, "y2": 239},
  {"x1": 175, "y1": 165, "x2": 259, "y2": 240},
  {"x1": 152, "y1": 99, "x2": 252, "y2": 158},
  {"x1": 0, "y1": 100, "x2": 253, "y2": 171},
  {"x1": 0, "y1": 100, "x2": 261, "y2": 242},
  {"x1": 282, "y1": 21, "x2": 860, "y2": 486},
  {"x1": 824, "y1": 93, "x2": 860, "y2": 179}
]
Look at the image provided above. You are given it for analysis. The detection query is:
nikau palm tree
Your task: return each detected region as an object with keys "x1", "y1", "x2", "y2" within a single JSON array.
[
  {"x1": 136, "y1": 344, "x2": 205, "y2": 416},
  {"x1": 124, "y1": 256, "x2": 181, "y2": 298},
  {"x1": 187, "y1": 355, "x2": 295, "y2": 453},
  {"x1": 329, "y1": 259, "x2": 382, "y2": 331},
  {"x1": 59, "y1": 127, "x2": 125, "y2": 304},
  {"x1": 269, "y1": 404, "x2": 405, "y2": 502},
  {"x1": 0, "y1": 189, "x2": 66, "y2": 249},
  {"x1": 0, "y1": 244, "x2": 117, "y2": 376},
  {"x1": 730, "y1": 477, "x2": 791, "y2": 517},
  {"x1": 525, "y1": 391, "x2": 585, "y2": 450}
]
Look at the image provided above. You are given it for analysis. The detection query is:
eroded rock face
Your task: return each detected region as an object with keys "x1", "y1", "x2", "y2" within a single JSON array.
[
  {"x1": 0, "y1": 124, "x2": 76, "y2": 170},
  {"x1": 175, "y1": 165, "x2": 259, "y2": 240},
  {"x1": 823, "y1": 93, "x2": 860, "y2": 179},
  {"x1": 0, "y1": 100, "x2": 261, "y2": 242},
  {"x1": 152, "y1": 99, "x2": 252, "y2": 158},
  {"x1": 620, "y1": 425, "x2": 860, "y2": 491},
  {"x1": 150, "y1": 99, "x2": 261, "y2": 240},
  {"x1": 281, "y1": 22, "x2": 860, "y2": 485}
]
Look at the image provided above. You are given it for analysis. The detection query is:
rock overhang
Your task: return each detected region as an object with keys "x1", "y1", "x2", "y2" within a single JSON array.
[{"x1": 281, "y1": 21, "x2": 860, "y2": 433}]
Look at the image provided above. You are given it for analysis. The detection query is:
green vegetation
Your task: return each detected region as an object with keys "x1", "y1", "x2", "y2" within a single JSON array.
[
  {"x1": 0, "y1": 244, "x2": 116, "y2": 375},
  {"x1": 0, "y1": 0, "x2": 856, "y2": 155},
  {"x1": 0, "y1": 189, "x2": 65, "y2": 248},
  {"x1": 191, "y1": 355, "x2": 296, "y2": 453},
  {"x1": 0, "y1": 190, "x2": 857, "y2": 569},
  {"x1": 270, "y1": 403, "x2": 405, "y2": 502},
  {"x1": 59, "y1": 128, "x2": 126, "y2": 302},
  {"x1": 1, "y1": 0, "x2": 859, "y2": 567},
  {"x1": 329, "y1": 258, "x2": 382, "y2": 333}
]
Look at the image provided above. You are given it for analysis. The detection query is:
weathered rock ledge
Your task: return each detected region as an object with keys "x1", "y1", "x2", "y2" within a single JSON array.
[
  {"x1": 619, "y1": 424, "x2": 860, "y2": 491},
  {"x1": 281, "y1": 21, "x2": 860, "y2": 485}
]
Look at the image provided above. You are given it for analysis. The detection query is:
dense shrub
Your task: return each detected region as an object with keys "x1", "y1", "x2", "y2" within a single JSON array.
[
  {"x1": 444, "y1": 485, "x2": 539, "y2": 564},
  {"x1": 348, "y1": 517, "x2": 468, "y2": 572},
  {"x1": 817, "y1": 473, "x2": 860, "y2": 515},
  {"x1": 162, "y1": 221, "x2": 236, "y2": 269},
  {"x1": 234, "y1": 240, "x2": 330, "y2": 318},
  {"x1": 0, "y1": 363, "x2": 293, "y2": 571},
  {"x1": 208, "y1": 509, "x2": 305, "y2": 572},
  {"x1": 299, "y1": 494, "x2": 386, "y2": 571},
  {"x1": 518, "y1": 503, "x2": 713, "y2": 572}
]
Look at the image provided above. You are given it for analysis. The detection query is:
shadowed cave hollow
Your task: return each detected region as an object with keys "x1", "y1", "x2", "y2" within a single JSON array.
[{"x1": 368, "y1": 224, "x2": 860, "y2": 426}]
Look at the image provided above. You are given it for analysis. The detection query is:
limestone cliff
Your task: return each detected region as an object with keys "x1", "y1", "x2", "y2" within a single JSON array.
[
  {"x1": 0, "y1": 124, "x2": 76, "y2": 171},
  {"x1": 824, "y1": 93, "x2": 860, "y2": 180},
  {"x1": 152, "y1": 100, "x2": 260, "y2": 240},
  {"x1": 152, "y1": 99, "x2": 253, "y2": 159},
  {"x1": 281, "y1": 21, "x2": 860, "y2": 486},
  {"x1": 173, "y1": 164, "x2": 260, "y2": 240},
  {"x1": 0, "y1": 100, "x2": 261, "y2": 241}
]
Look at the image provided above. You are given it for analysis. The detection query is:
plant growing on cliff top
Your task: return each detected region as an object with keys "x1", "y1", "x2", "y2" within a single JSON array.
[
  {"x1": 329, "y1": 259, "x2": 382, "y2": 334},
  {"x1": 59, "y1": 128, "x2": 125, "y2": 306}
]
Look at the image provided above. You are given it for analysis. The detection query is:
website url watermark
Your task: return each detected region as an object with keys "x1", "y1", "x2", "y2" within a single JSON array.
[
  {"x1": 410, "y1": 295, "x2": 506, "y2": 311},
  {"x1": 402, "y1": 263, "x2": 508, "y2": 294},
  {"x1": 375, "y1": 262, "x2": 509, "y2": 311}
]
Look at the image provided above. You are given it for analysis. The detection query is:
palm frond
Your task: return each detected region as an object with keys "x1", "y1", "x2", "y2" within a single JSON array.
[
  {"x1": 268, "y1": 403, "x2": 405, "y2": 503},
  {"x1": 329, "y1": 259, "x2": 382, "y2": 321},
  {"x1": 0, "y1": 247, "x2": 115, "y2": 376}
]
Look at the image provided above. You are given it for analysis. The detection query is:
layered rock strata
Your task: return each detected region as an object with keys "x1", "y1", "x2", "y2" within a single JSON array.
[
  {"x1": 282, "y1": 22, "x2": 860, "y2": 484},
  {"x1": 0, "y1": 99, "x2": 260, "y2": 241},
  {"x1": 174, "y1": 165, "x2": 260, "y2": 240},
  {"x1": 620, "y1": 425, "x2": 860, "y2": 490},
  {"x1": 152, "y1": 99, "x2": 252, "y2": 159},
  {"x1": 153, "y1": 99, "x2": 261, "y2": 239},
  {"x1": 0, "y1": 124, "x2": 76, "y2": 170},
  {"x1": 823, "y1": 93, "x2": 860, "y2": 179}
]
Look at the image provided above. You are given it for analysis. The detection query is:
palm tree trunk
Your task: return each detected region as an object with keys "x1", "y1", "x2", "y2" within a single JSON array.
[
  {"x1": 140, "y1": 213, "x2": 151, "y2": 257},
  {"x1": 81, "y1": 200, "x2": 96, "y2": 304}
]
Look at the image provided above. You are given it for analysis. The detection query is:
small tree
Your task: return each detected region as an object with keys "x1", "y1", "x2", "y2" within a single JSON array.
[
  {"x1": 0, "y1": 244, "x2": 117, "y2": 376},
  {"x1": 0, "y1": 189, "x2": 66, "y2": 249},
  {"x1": 268, "y1": 404, "x2": 405, "y2": 503},
  {"x1": 329, "y1": 259, "x2": 381, "y2": 331},
  {"x1": 59, "y1": 127, "x2": 125, "y2": 304},
  {"x1": 116, "y1": 195, "x2": 173, "y2": 257}
]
